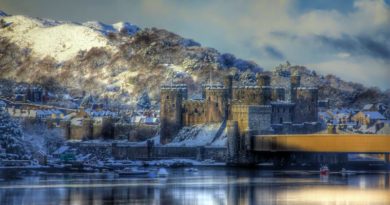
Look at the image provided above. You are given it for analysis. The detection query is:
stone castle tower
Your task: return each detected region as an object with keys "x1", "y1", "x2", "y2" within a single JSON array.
[
  {"x1": 160, "y1": 84, "x2": 187, "y2": 144},
  {"x1": 205, "y1": 85, "x2": 227, "y2": 123},
  {"x1": 289, "y1": 72, "x2": 318, "y2": 123},
  {"x1": 294, "y1": 87, "x2": 318, "y2": 123}
]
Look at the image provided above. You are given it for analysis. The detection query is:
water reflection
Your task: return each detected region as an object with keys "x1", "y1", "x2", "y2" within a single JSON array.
[{"x1": 0, "y1": 169, "x2": 389, "y2": 205}]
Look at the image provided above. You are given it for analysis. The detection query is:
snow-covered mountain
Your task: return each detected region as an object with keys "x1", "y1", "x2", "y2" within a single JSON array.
[
  {"x1": 0, "y1": 11, "x2": 261, "y2": 105},
  {"x1": 0, "y1": 11, "x2": 388, "y2": 107}
]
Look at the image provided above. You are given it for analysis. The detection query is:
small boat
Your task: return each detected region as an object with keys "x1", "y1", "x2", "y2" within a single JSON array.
[
  {"x1": 157, "y1": 168, "x2": 169, "y2": 177},
  {"x1": 184, "y1": 168, "x2": 198, "y2": 173},
  {"x1": 117, "y1": 167, "x2": 149, "y2": 176},
  {"x1": 320, "y1": 165, "x2": 329, "y2": 175},
  {"x1": 341, "y1": 168, "x2": 357, "y2": 176}
]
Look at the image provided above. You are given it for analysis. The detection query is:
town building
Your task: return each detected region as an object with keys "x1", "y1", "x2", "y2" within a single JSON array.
[{"x1": 352, "y1": 111, "x2": 386, "y2": 126}]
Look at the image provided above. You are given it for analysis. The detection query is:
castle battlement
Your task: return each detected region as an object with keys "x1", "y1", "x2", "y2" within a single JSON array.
[
  {"x1": 161, "y1": 84, "x2": 188, "y2": 90},
  {"x1": 159, "y1": 74, "x2": 319, "y2": 144},
  {"x1": 296, "y1": 87, "x2": 318, "y2": 90}
]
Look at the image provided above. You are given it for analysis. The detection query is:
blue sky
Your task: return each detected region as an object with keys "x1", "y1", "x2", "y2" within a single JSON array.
[{"x1": 1, "y1": 0, "x2": 389, "y2": 89}]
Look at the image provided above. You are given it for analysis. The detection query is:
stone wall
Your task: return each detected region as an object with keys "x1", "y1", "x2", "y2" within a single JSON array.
[
  {"x1": 232, "y1": 86, "x2": 264, "y2": 105},
  {"x1": 92, "y1": 117, "x2": 113, "y2": 139},
  {"x1": 68, "y1": 119, "x2": 93, "y2": 140},
  {"x1": 271, "y1": 87, "x2": 285, "y2": 101},
  {"x1": 182, "y1": 100, "x2": 206, "y2": 126},
  {"x1": 231, "y1": 104, "x2": 272, "y2": 135},
  {"x1": 271, "y1": 102, "x2": 294, "y2": 124},
  {"x1": 113, "y1": 144, "x2": 226, "y2": 161},
  {"x1": 248, "y1": 105, "x2": 272, "y2": 134},
  {"x1": 272, "y1": 122, "x2": 321, "y2": 134},
  {"x1": 70, "y1": 142, "x2": 227, "y2": 161}
]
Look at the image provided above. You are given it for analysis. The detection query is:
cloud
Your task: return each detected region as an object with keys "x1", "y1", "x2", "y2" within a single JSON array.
[
  {"x1": 264, "y1": 46, "x2": 285, "y2": 60},
  {"x1": 1, "y1": 0, "x2": 390, "y2": 88},
  {"x1": 306, "y1": 56, "x2": 390, "y2": 89},
  {"x1": 337, "y1": 52, "x2": 351, "y2": 59},
  {"x1": 315, "y1": 34, "x2": 390, "y2": 60}
]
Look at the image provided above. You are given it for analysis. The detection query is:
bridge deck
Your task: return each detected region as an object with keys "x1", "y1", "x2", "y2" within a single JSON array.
[{"x1": 252, "y1": 134, "x2": 390, "y2": 153}]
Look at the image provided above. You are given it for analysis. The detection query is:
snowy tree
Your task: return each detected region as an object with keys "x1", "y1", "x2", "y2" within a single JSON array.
[
  {"x1": 23, "y1": 122, "x2": 65, "y2": 155},
  {"x1": 0, "y1": 109, "x2": 30, "y2": 160},
  {"x1": 137, "y1": 91, "x2": 151, "y2": 109}
]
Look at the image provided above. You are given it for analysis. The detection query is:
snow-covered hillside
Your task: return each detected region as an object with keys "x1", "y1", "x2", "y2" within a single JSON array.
[{"x1": 0, "y1": 15, "x2": 119, "y2": 62}]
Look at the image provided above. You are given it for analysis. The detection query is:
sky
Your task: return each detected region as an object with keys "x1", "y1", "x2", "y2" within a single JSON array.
[{"x1": 1, "y1": 0, "x2": 390, "y2": 89}]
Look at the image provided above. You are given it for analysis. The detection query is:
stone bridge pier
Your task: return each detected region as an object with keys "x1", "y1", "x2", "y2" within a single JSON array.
[{"x1": 226, "y1": 120, "x2": 256, "y2": 166}]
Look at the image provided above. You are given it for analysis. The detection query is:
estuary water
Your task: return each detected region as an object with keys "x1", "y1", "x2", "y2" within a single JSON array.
[{"x1": 0, "y1": 168, "x2": 389, "y2": 205}]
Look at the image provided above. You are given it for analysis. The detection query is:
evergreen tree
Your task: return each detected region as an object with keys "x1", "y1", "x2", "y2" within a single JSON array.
[
  {"x1": 137, "y1": 91, "x2": 151, "y2": 109},
  {"x1": 0, "y1": 109, "x2": 30, "y2": 160}
]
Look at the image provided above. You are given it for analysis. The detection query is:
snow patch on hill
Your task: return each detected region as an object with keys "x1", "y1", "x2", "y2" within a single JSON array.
[
  {"x1": 82, "y1": 21, "x2": 116, "y2": 34},
  {"x1": 166, "y1": 123, "x2": 226, "y2": 147},
  {"x1": 113, "y1": 22, "x2": 140, "y2": 35},
  {"x1": 0, "y1": 15, "x2": 117, "y2": 62},
  {"x1": 0, "y1": 10, "x2": 9, "y2": 17}
]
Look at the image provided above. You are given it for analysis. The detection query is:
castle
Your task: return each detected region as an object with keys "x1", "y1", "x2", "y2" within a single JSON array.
[{"x1": 160, "y1": 73, "x2": 320, "y2": 144}]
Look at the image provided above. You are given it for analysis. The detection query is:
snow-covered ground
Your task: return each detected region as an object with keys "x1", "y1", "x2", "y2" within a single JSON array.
[{"x1": 165, "y1": 123, "x2": 227, "y2": 147}]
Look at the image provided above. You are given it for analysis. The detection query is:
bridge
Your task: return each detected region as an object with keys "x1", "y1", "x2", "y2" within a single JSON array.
[
  {"x1": 226, "y1": 121, "x2": 390, "y2": 165},
  {"x1": 250, "y1": 134, "x2": 390, "y2": 153}
]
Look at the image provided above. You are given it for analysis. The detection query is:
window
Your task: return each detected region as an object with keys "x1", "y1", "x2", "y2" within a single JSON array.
[
  {"x1": 279, "y1": 118, "x2": 283, "y2": 124},
  {"x1": 166, "y1": 95, "x2": 169, "y2": 99}
]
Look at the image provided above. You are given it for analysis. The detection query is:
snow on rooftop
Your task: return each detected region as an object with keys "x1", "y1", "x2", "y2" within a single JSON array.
[
  {"x1": 318, "y1": 112, "x2": 332, "y2": 119},
  {"x1": 85, "y1": 109, "x2": 117, "y2": 117},
  {"x1": 53, "y1": 145, "x2": 69, "y2": 155},
  {"x1": 363, "y1": 111, "x2": 386, "y2": 120},
  {"x1": 71, "y1": 118, "x2": 83, "y2": 126},
  {"x1": 363, "y1": 104, "x2": 374, "y2": 110}
]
